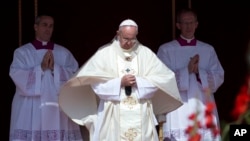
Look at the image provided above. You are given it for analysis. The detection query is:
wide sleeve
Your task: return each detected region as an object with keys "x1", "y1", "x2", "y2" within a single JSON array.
[
  {"x1": 175, "y1": 67, "x2": 190, "y2": 92},
  {"x1": 136, "y1": 77, "x2": 158, "y2": 99},
  {"x1": 157, "y1": 44, "x2": 189, "y2": 92},
  {"x1": 199, "y1": 48, "x2": 224, "y2": 93},
  {"x1": 91, "y1": 78, "x2": 121, "y2": 101},
  {"x1": 143, "y1": 46, "x2": 183, "y2": 115},
  {"x1": 9, "y1": 49, "x2": 44, "y2": 96},
  {"x1": 53, "y1": 47, "x2": 79, "y2": 90}
]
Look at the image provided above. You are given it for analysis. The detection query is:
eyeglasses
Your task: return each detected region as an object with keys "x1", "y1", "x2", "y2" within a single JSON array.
[{"x1": 120, "y1": 36, "x2": 137, "y2": 43}]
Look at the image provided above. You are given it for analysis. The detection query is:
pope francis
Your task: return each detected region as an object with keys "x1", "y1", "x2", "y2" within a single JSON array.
[{"x1": 59, "y1": 19, "x2": 183, "y2": 141}]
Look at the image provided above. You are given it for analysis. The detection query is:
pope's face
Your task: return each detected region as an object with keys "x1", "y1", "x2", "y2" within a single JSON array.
[{"x1": 118, "y1": 26, "x2": 138, "y2": 50}]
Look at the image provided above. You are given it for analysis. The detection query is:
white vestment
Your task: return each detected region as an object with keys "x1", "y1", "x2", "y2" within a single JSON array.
[
  {"x1": 9, "y1": 43, "x2": 83, "y2": 141},
  {"x1": 157, "y1": 40, "x2": 224, "y2": 141},
  {"x1": 59, "y1": 39, "x2": 183, "y2": 141}
]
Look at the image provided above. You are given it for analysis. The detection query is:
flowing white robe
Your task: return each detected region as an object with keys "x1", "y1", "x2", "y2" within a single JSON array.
[
  {"x1": 59, "y1": 39, "x2": 183, "y2": 141},
  {"x1": 157, "y1": 40, "x2": 224, "y2": 141},
  {"x1": 9, "y1": 43, "x2": 83, "y2": 141}
]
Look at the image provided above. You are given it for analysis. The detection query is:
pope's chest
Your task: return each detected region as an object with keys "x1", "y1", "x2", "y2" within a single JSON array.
[{"x1": 117, "y1": 55, "x2": 138, "y2": 76}]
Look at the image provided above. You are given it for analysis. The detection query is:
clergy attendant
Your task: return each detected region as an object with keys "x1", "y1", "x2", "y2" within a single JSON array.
[
  {"x1": 59, "y1": 19, "x2": 183, "y2": 141},
  {"x1": 157, "y1": 8, "x2": 224, "y2": 141},
  {"x1": 9, "y1": 15, "x2": 83, "y2": 141}
]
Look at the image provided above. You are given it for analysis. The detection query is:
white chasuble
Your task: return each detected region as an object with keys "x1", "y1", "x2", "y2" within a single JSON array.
[
  {"x1": 118, "y1": 53, "x2": 155, "y2": 141},
  {"x1": 59, "y1": 39, "x2": 183, "y2": 141}
]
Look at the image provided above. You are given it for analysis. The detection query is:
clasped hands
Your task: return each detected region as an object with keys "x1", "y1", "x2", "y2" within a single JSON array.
[
  {"x1": 121, "y1": 74, "x2": 136, "y2": 87},
  {"x1": 188, "y1": 54, "x2": 199, "y2": 74},
  {"x1": 41, "y1": 50, "x2": 54, "y2": 71}
]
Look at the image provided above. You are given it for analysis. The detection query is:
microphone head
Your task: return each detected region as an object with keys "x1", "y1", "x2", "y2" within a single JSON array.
[{"x1": 125, "y1": 86, "x2": 132, "y2": 96}]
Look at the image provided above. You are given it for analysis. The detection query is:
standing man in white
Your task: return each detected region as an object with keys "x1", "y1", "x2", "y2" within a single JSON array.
[
  {"x1": 59, "y1": 19, "x2": 183, "y2": 141},
  {"x1": 157, "y1": 8, "x2": 224, "y2": 141},
  {"x1": 9, "y1": 15, "x2": 83, "y2": 141}
]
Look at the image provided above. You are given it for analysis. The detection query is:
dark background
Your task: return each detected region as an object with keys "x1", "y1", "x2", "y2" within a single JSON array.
[{"x1": 3, "y1": 0, "x2": 250, "y2": 140}]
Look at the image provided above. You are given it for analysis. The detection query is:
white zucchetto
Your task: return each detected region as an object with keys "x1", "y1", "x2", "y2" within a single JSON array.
[{"x1": 119, "y1": 19, "x2": 138, "y2": 28}]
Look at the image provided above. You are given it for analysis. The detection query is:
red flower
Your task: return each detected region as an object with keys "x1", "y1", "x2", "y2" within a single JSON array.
[
  {"x1": 231, "y1": 84, "x2": 250, "y2": 120},
  {"x1": 205, "y1": 114, "x2": 214, "y2": 128},
  {"x1": 185, "y1": 90, "x2": 220, "y2": 141},
  {"x1": 212, "y1": 128, "x2": 220, "y2": 137},
  {"x1": 188, "y1": 133, "x2": 201, "y2": 141},
  {"x1": 185, "y1": 125, "x2": 193, "y2": 134},
  {"x1": 204, "y1": 102, "x2": 215, "y2": 128},
  {"x1": 189, "y1": 112, "x2": 198, "y2": 120},
  {"x1": 205, "y1": 102, "x2": 215, "y2": 115}
]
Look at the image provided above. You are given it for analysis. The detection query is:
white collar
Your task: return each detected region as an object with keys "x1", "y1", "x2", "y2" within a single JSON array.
[{"x1": 180, "y1": 35, "x2": 194, "y2": 43}]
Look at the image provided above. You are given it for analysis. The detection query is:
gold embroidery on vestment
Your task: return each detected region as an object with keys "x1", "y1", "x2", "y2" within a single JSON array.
[
  {"x1": 125, "y1": 128, "x2": 137, "y2": 141},
  {"x1": 122, "y1": 97, "x2": 137, "y2": 109}
]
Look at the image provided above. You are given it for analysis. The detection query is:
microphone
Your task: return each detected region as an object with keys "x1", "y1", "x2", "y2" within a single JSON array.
[
  {"x1": 125, "y1": 86, "x2": 132, "y2": 96},
  {"x1": 124, "y1": 66, "x2": 132, "y2": 96}
]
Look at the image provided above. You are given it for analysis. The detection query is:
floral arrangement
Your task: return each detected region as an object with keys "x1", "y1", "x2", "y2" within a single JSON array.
[
  {"x1": 185, "y1": 76, "x2": 250, "y2": 141},
  {"x1": 185, "y1": 101, "x2": 220, "y2": 141},
  {"x1": 220, "y1": 75, "x2": 250, "y2": 141},
  {"x1": 220, "y1": 43, "x2": 250, "y2": 140}
]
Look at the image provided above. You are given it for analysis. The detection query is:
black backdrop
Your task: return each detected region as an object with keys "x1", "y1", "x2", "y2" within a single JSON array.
[{"x1": 3, "y1": 0, "x2": 250, "y2": 140}]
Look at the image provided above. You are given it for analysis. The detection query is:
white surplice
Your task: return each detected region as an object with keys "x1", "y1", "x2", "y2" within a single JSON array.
[
  {"x1": 59, "y1": 39, "x2": 183, "y2": 141},
  {"x1": 157, "y1": 40, "x2": 224, "y2": 141},
  {"x1": 9, "y1": 43, "x2": 83, "y2": 141}
]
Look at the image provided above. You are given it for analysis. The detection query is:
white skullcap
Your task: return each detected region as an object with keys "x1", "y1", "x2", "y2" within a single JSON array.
[{"x1": 119, "y1": 19, "x2": 138, "y2": 28}]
